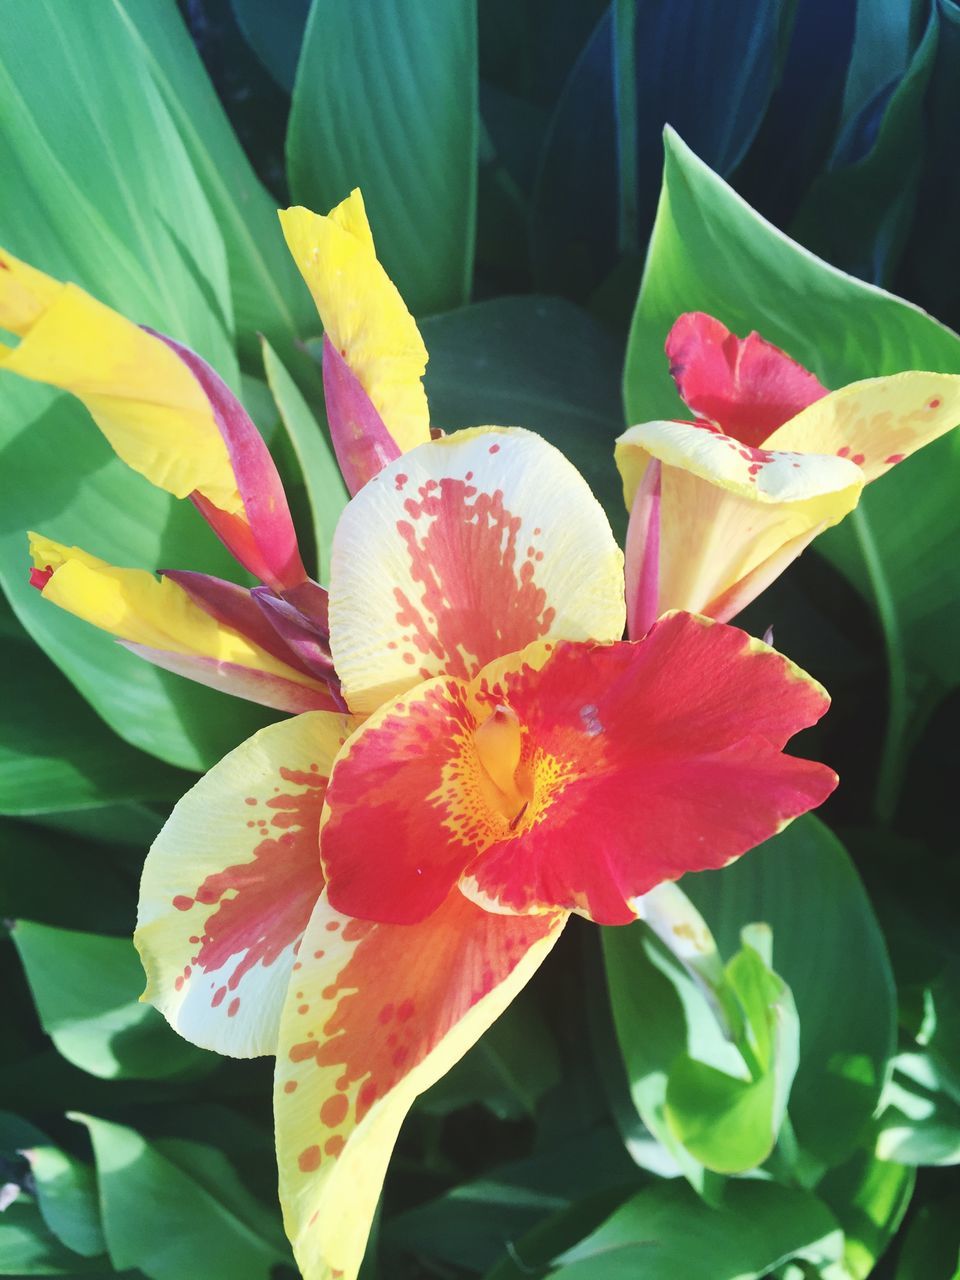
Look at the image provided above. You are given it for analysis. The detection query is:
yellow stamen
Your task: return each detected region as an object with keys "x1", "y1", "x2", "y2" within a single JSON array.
[{"x1": 474, "y1": 705, "x2": 524, "y2": 805}]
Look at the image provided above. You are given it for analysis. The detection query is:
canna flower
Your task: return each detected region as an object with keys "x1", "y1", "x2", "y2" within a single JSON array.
[
  {"x1": 136, "y1": 421, "x2": 836, "y2": 1280},
  {"x1": 616, "y1": 312, "x2": 960, "y2": 636},
  {"x1": 9, "y1": 198, "x2": 838, "y2": 1280}
]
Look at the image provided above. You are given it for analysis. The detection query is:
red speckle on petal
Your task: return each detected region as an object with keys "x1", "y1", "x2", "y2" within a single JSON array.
[
  {"x1": 284, "y1": 1080, "x2": 298, "y2": 1094},
  {"x1": 173, "y1": 895, "x2": 194, "y2": 912},
  {"x1": 325, "y1": 920, "x2": 340, "y2": 932},
  {"x1": 488, "y1": 443, "x2": 500, "y2": 454},
  {"x1": 850, "y1": 453, "x2": 865, "y2": 466},
  {"x1": 395, "y1": 473, "x2": 408, "y2": 491},
  {"x1": 325, "y1": 1135, "x2": 345, "y2": 1157},
  {"x1": 0, "y1": 259, "x2": 9, "y2": 270},
  {"x1": 884, "y1": 453, "x2": 905, "y2": 465},
  {"x1": 837, "y1": 445, "x2": 851, "y2": 458},
  {"x1": 174, "y1": 976, "x2": 184, "y2": 991},
  {"x1": 320, "y1": 1093, "x2": 349, "y2": 1127},
  {"x1": 29, "y1": 565, "x2": 53, "y2": 591},
  {"x1": 396, "y1": 998, "x2": 415, "y2": 1021},
  {"x1": 227, "y1": 998, "x2": 240, "y2": 1018},
  {"x1": 313, "y1": 949, "x2": 325, "y2": 959},
  {"x1": 211, "y1": 986, "x2": 227, "y2": 1007},
  {"x1": 298, "y1": 1145, "x2": 322, "y2": 1172},
  {"x1": 929, "y1": 398, "x2": 942, "y2": 410},
  {"x1": 298, "y1": 1004, "x2": 309, "y2": 1015}
]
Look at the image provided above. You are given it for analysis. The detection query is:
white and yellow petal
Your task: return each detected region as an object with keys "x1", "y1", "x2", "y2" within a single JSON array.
[
  {"x1": 275, "y1": 891, "x2": 566, "y2": 1280},
  {"x1": 279, "y1": 191, "x2": 430, "y2": 453},
  {"x1": 764, "y1": 371, "x2": 960, "y2": 483},
  {"x1": 136, "y1": 712, "x2": 360, "y2": 1057},
  {"x1": 615, "y1": 420, "x2": 863, "y2": 618},
  {"x1": 329, "y1": 427, "x2": 627, "y2": 714}
]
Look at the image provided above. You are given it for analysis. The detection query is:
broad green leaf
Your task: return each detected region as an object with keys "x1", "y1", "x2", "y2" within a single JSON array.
[
  {"x1": 0, "y1": 633, "x2": 190, "y2": 817},
  {"x1": 681, "y1": 817, "x2": 896, "y2": 1170},
  {"x1": 261, "y1": 338, "x2": 348, "y2": 582},
  {"x1": 383, "y1": 1127, "x2": 637, "y2": 1275},
  {"x1": 230, "y1": 0, "x2": 310, "y2": 92},
  {"x1": 0, "y1": 1, "x2": 274, "y2": 769},
  {"x1": 481, "y1": 1189, "x2": 633, "y2": 1280},
  {"x1": 894, "y1": 1190, "x2": 960, "y2": 1279},
  {"x1": 623, "y1": 128, "x2": 960, "y2": 723},
  {"x1": 553, "y1": 1180, "x2": 843, "y2": 1279},
  {"x1": 420, "y1": 295, "x2": 627, "y2": 540},
  {"x1": 816, "y1": 1146, "x2": 914, "y2": 1280},
  {"x1": 0, "y1": 1196, "x2": 105, "y2": 1275},
  {"x1": 791, "y1": 9, "x2": 938, "y2": 285},
  {"x1": 24, "y1": 1146, "x2": 106, "y2": 1260},
  {"x1": 288, "y1": 0, "x2": 478, "y2": 316},
  {"x1": 877, "y1": 1050, "x2": 960, "y2": 1165},
  {"x1": 0, "y1": 821, "x2": 134, "y2": 934},
  {"x1": 75, "y1": 1114, "x2": 288, "y2": 1280},
  {"x1": 114, "y1": 0, "x2": 319, "y2": 362},
  {"x1": 11, "y1": 921, "x2": 211, "y2": 1081}
]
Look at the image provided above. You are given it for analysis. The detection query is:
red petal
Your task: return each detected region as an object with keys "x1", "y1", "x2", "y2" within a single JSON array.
[
  {"x1": 666, "y1": 313, "x2": 828, "y2": 447},
  {"x1": 322, "y1": 336, "x2": 402, "y2": 495}
]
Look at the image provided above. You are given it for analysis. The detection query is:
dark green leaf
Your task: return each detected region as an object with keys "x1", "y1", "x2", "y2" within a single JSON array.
[
  {"x1": 553, "y1": 1179, "x2": 843, "y2": 1279},
  {"x1": 877, "y1": 1051, "x2": 960, "y2": 1165},
  {"x1": 24, "y1": 1146, "x2": 106, "y2": 1260},
  {"x1": 894, "y1": 1190, "x2": 960, "y2": 1279},
  {"x1": 230, "y1": 0, "x2": 310, "y2": 92},
  {"x1": 11, "y1": 921, "x2": 211, "y2": 1081},
  {"x1": 0, "y1": 1196, "x2": 105, "y2": 1275},
  {"x1": 420, "y1": 295, "x2": 627, "y2": 540},
  {"x1": 816, "y1": 1146, "x2": 914, "y2": 1280},
  {"x1": 288, "y1": 0, "x2": 478, "y2": 316}
]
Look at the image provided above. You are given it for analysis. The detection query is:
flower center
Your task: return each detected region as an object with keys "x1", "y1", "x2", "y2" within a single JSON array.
[{"x1": 473, "y1": 704, "x2": 530, "y2": 825}]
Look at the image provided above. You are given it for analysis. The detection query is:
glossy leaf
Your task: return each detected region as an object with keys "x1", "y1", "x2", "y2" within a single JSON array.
[
  {"x1": 24, "y1": 1145, "x2": 106, "y2": 1259},
  {"x1": 419, "y1": 295, "x2": 628, "y2": 539},
  {"x1": 288, "y1": 0, "x2": 478, "y2": 316},
  {"x1": 11, "y1": 921, "x2": 211, "y2": 1081},
  {"x1": 817, "y1": 1146, "x2": 914, "y2": 1280},
  {"x1": 0, "y1": 632, "x2": 190, "y2": 817},
  {"x1": 0, "y1": 822, "x2": 134, "y2": 934},
  {"x1": 0, "y1": 1195, "x2": 106, "y2": 1276},
  {"x1": 75, "y1": 1114, "x2": 289, "y2": 1280},
  {"x1": 682, "y1": 817, "x2": 896, "y2": 1170},
  {"x1": 877, "y1": 1050, "x2": 960, "y2": 1165},
  {"x1": 553, "y1": 1180, "x2": 843, "y2": 1279}
]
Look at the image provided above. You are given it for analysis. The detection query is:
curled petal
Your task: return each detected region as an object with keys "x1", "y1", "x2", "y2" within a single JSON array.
[
  {"x1": 136, "y1": 711, "x2": 360, "y2": 1057},
  {"x1": 615, "y1": 420, "x2": 862, "y2": 617},
  {"x1": 275, "y1": 891, "x2": 565, "y2": 1280},
  {"x1": 321, "y1": 335, "x2": 401, "y2": 495},
  {"x1": 666, "y1": 312, "x2": 828, "y2": 446},
  {"x1": 764, "y1": 371, "x2": 960, "y2": 482},
  {"x1": 29, "y1": 535, "x2": 332, "y2": 711},
  {"x1": 330, "y1": 427, "x2": 626, "y2": 714},
  {"x1": 279, "y1": 191, "x2": 430, "y2": 453},
  {"x1": 0, "y1": 255, "x2": 240, "y2": 513},
  {"x1": 624, "y1": 458, "x2": 661, "y2": 639}
]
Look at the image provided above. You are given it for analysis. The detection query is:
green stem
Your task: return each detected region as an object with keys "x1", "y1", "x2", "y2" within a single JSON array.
[{"x1": 849, "y1": 505, "x2": 910, "y2": 824}]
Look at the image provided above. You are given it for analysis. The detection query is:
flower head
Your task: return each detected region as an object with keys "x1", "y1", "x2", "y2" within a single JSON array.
[{"x1": 616, "y1": 312, "x2": 960, "y2": 635}]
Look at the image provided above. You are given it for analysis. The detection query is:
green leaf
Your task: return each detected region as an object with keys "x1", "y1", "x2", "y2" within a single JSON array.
[
  {"x1": 288, "y1": 0, "x2": 478, "y2": 316},
  {"x1": 230, "y1": 0, "x2": 310, "y2": 92},
  {"x1": 11, "y1": 921, "x2": 211, "y2": 1081},
  {"x1": 0, "y1": 632, "x2": 190, "y2": 817},
  {"x1": 681, "y1": 817, "x2": 896, "y2": 1171},
  {"x1": 480, "y1": 1189, "x2": 633, "y2": 1280},
  {"x1": 816, "y1": 1146, "x2": 914, "y2": 1280},
  {"x1": 420, "y1": 295, "x2": 627, "y2": 540},
  {"x1": 23, "y1": 1146, "x2": 106, "y2": 1260},
  {"x1": 877, "y1": 1050, "x2": 960, "y2": 1165},
  {"x1": 553, "y1": 1180, "x2": 843, "y2": 1279},
  {"x1": 74, "y1": 1114, "x2": 289, "y2": 1280},
  {"x1": 261, "y1": 338, "x2": 348, "y2": 582},
  {"x1": 894, "y1": 1190, "x2": 960, "y2": 1279},
  {"x1": 0, "y1": 0, "x2": 276, "y2": 769},
  {"x1": 0, "y1": 1195, "x2": 106, "y2": 1275},
  {"x1": 114, "y1": 0, "x2": 319, "y2": 362}
]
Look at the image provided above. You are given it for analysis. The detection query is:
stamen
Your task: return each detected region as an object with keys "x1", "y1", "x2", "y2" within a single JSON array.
[{"x1": 474, "y1": 705, "x2": 522, "y2": 798}]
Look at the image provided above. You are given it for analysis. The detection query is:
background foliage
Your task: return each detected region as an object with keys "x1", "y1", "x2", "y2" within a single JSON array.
[{"x1": 1, "y1": 0, "x2": 958, "y2": 1276}]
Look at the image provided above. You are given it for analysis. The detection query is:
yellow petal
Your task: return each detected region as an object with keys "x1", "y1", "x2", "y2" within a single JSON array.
[
  {"x1": 0, "y1": 247, "x2": 63, "y2": 334},
  {"x1": 0, "y1": 260, "x2": 240, "y2": 513},
  {"x1": 275, "y1": 891, "x2": 566, "y2": 1280},
  {"x1": 279, "y1": 191, "x2": 430, "y2": 452},
  {"x1": 764, "y1": 371, "x2": 960, "y2": 483},
  {"x1": 29, "y1": 534, "x2": 315, "y2": 689},
  {"x1": 136, "y1": 712, "x2": 360, "y2": 1057},
  {"x1": 616, "y1": 421, "x2": 863, "y2": 616},
  {"x1": 330, "y1": 427, "x2": 626, "y2": 714}
]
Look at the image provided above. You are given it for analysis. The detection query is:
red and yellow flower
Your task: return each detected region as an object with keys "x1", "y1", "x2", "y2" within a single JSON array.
[
  {"x1": 4, "y1": 203, "x2": 841, "y2": 1280},
  {"x1": 616, "y1": 312, "x2": 960, "y2": 636}
]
